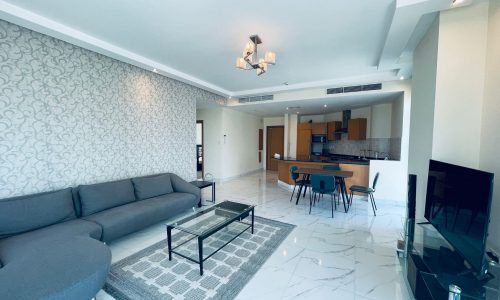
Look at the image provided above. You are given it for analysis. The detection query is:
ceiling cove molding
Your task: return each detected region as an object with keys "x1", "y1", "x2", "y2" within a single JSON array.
[
  {"x1": 0, "y1": 0, "x2": 231, "y2": 97},
  {"x1": 377, "y1": 0, "x2": 471, "y2": 72}
]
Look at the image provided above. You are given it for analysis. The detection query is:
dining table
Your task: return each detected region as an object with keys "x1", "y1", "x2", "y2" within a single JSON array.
[{"x1": 294, "y1": 168, "x2": 354, "y2": 213}]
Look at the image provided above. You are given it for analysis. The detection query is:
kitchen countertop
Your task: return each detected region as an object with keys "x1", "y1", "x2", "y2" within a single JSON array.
[{"x1": 273, "y1": 157, "x2": 370, "y2": 165}]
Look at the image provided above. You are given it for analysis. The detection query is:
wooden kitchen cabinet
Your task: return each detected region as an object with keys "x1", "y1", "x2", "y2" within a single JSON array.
[
  {"x1": 348, "y1": 118, "x2": 367, "y2": 140},
  {"x1": 296, "y1": 128, "x2": 311, "y2": 160},
  {"x1": 297, "y1": 123, "x2": 312, "y2": 130},
  {"x1": 311, "y1": 122, "x2": 327, "y2": 135},
  {"x1": 327, "y1": 121, "x2": 342, "y2": 141}
]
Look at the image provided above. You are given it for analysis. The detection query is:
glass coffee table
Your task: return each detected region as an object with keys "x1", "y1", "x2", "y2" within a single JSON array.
[{"x1": 166, "y1": 201, "x2": 255, "y2": 275}]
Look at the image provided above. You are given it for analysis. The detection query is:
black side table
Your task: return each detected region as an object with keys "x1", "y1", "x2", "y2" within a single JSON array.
[{"x1": 190, "y1": 180, "x2": 215, "y2": 203}]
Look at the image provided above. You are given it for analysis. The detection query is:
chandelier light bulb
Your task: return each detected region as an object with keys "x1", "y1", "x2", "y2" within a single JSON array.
[
  {"x1": 265, "y1": 51, "x2": 276, "y2": 64},
  {"x1": 244, "y1": 41, "x2": 254, "y2": 56},
  {"x1": 236, "y1": 57, "x2": 246, "y2": 69}
]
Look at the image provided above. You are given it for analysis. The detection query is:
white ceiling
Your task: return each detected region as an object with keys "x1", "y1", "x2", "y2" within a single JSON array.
[
  {"x1": 0, "y1": 0, "x2": 471, "y2": 97},
  {"x1": 229, "y1": 91, "x2": 403, "y2": 118}
]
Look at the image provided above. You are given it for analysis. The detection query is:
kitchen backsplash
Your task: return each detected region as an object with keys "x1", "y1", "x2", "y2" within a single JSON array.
[{"x1": 328, "y1": 135, "x2": 401, "y2": 160}]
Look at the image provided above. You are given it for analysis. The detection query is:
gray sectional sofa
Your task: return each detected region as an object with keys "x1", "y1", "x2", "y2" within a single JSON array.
[{"x1": 0, "y1": 173, "x2": 200, "y2": 300}]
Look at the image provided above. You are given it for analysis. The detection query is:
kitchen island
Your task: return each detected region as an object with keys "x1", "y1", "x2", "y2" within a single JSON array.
[{"x1": 275, "y1": 157, "x2": 369, "y2": 194}]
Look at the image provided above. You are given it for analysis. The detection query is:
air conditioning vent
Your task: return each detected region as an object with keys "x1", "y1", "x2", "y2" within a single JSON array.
[
  {"x1": 326, "y1": 87, "x2": 343, "y2": 94},
  {"x1": 238, "y1": 94, "x2": 274, "y2": 103},
  {"x1": 327, "y1": 83, "x2": 382, "y2": 95},
  {"x1": 362, "y1": 83, "x2": 382, "y2": 91},
  {"x1": 343, "y1": 85, "x2": 363, "y2": 93}
]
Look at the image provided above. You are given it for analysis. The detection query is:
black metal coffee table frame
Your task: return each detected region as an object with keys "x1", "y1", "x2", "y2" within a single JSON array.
[{"x1": 166, "y1": 202, "x2": 255, "y2": 275}]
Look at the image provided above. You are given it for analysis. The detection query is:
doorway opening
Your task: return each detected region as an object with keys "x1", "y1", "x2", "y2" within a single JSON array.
[
  {"x1": 196, "y1": 120, "x2": 204, "y2": 179},
  {"x1": 266, "y1": 126, "x2": 284, "y2": 171}
]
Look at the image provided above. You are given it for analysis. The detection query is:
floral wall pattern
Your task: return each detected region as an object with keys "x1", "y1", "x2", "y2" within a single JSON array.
[{"x1": 0, "y1": 20, "x2": 222, "y2": 198}]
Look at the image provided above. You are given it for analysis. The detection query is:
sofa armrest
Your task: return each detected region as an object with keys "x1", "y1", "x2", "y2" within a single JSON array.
[{"x1": 170, "y1": 174, "x2": 201, "y2": 207}]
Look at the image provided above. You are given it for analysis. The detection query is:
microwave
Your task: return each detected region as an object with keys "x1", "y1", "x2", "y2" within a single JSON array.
[{"x1": 312, "y1": 135, "x2": 327, "y2": 143}]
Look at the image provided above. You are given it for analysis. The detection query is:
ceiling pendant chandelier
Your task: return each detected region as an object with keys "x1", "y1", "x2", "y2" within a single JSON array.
[{"x1": 236, "y1": 35, "x2": 276, "y2": 76}]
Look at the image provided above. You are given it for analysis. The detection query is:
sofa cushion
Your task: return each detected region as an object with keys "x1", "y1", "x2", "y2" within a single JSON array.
[
  {"x1": 83, "y1": 192, "x2": 197, "y2": 242},
  {"x1": 0, "y1": 219, "x2": 102, "y2": 264},
  {"x1": 132, "y1": 173, "x2": 173, "y2": 200},
  {"x1": 0, "y1": 236, "x2": 110, "y2": 300},
  {"x1": 78, "y1": 179, "x2": 136, "y2": 217},
  {"x1": 0, "y1": 188, "x2": 76, "y2": 239}
]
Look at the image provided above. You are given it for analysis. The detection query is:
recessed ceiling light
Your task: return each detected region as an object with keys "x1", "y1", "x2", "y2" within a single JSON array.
[
  {"x1": 296, "y1": 112, "x2": 300, "y2": 114},
  {"x1": 451, "y1": 0, "x2": 465, "y2": 6},
  {"x1": 153, "y1": 68, "x2": 158, "y2": 73},
  {"x1": 324, "y1": 104, "x2": 327, "y2": 108},
  {"x1": 399, "y1": 76, "x2": 405, "y2": 80},
  {"x1": 286, "y1": 107, "x2": 289, "y2": 110}
]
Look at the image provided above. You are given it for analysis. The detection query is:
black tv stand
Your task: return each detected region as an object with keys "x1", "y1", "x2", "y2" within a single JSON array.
[{"x1": 404, "y1": 220, "x2": 498, "y2": 299}]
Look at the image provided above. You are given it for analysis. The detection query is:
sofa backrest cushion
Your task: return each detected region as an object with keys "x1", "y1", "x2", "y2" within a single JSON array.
[
  {"x1": 78, "y1": 179, "x2": 136, "y2": 216},
  {"x1": 131, "y1": 174, "x2": 174, "y2": 200},
  {"x1": 0, "y1": 188, "x2": 76, "y2": 239}
]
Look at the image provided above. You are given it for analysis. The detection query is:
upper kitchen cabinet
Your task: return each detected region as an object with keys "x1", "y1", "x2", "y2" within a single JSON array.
[
  {"x1": 327, "y1": 121, "x2": 342, "y2": 141},
  {"x1": 297, "y1": 123, "x2": 312, "y2": 130},
  {"x1": 348, "y1": 118, "x2": 367, "y2": 140},
  {"x1": 296, "y1": 123, "x2": 312, "y2": 160},
  {"x1": 311, "y1": 122, "x2": 327, "y2": 135}
]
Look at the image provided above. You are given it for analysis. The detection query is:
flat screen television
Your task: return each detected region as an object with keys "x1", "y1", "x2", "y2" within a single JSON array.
[{"x1": 424, "y1": 159, "x2": 494, "y2": 277}]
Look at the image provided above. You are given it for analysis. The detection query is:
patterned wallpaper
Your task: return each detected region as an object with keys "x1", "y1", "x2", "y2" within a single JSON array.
[{"x1": 0, "y1": 20, "x2": 223, "y2": 198}]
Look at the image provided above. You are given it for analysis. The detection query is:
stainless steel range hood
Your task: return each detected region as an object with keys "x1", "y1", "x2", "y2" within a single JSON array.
[{"x1": 335, "y1": 110, "x2": 351, "y2": 133}]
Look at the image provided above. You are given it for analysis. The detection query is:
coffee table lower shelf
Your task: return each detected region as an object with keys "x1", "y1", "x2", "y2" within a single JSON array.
[{"x1": 166, "y1": 207, "x2": 255, "y2": 276}]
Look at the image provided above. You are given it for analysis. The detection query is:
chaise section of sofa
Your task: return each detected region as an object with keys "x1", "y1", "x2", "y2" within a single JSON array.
[
  {"x1": 0, "y1": 188, "x2": 111, "y2": 300},
  {"x1": 0, "y1": 235, "x2": 111, "y2": 300}
]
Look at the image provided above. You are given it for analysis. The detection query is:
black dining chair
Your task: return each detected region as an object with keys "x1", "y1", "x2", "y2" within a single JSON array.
[
  {"x1": 322, "y1": 165, "x2": 341, "y2": 205},
  {"x1": 289, "y1": 166, "x2": 309, "y2": 202},
  {"x1": 310, "y1": 174, "x2": 337, "y2": 218},
  {"x1": 349, "y1": 172, "x2": 379, "y2": 216}
]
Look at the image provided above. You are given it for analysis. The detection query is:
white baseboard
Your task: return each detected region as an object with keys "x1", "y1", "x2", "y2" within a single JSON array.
[
  {"x1": 215, "y1": 168, "x2": 264, "y2": 183},
  {"x1": 277, "y1": 180, "x2": 294, "y2": 191}
]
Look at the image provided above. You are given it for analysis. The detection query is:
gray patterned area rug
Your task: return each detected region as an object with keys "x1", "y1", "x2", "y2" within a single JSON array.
[{"x1": 104, "y1": 216, "x2": 295, "y2": 300}]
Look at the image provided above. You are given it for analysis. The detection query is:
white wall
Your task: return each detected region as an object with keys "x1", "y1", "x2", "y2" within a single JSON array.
[
  {"x1": 432, "y1": 2, "x2": 489, "y2": 169},
  {"x1": 197, "y1": 109, "x2": 224, "y2": 179},
  {"x1": 197, "y1": 108, "x2": 262, "y2": 181},
  {"x1": 480, "y1": 0, "x2": 500, "y2": 253},
  {"x1": 285, "y1": 114, "x2": 298, "y2": 158},
  {"x1": 369, "y1": 83, "x2": 412, "y2": 202},
  {"x1": 391, "y1": 97, "x2": 404, "y2": 138},
  {"x1": 196, "y1": 123, "x2": 202, "y2": 145},
  {"x1": 371, "y1": 103, "x2": 392, "y2": 139},
  {"x1": 262, "y1": 116, "x2": 285, "y2": 169},
  {"x1": 299, "y1": 115, "x2": 326, "y2": 123},
  {"x1": 221, "y1": 108, "x2": 263, "y2": 179},
  {"x1": 325, "y1": 111, "x2": 343, "y2": 122},
  {"x1": 408, "y1": 17, "x2": 439, "y2": 218}
]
